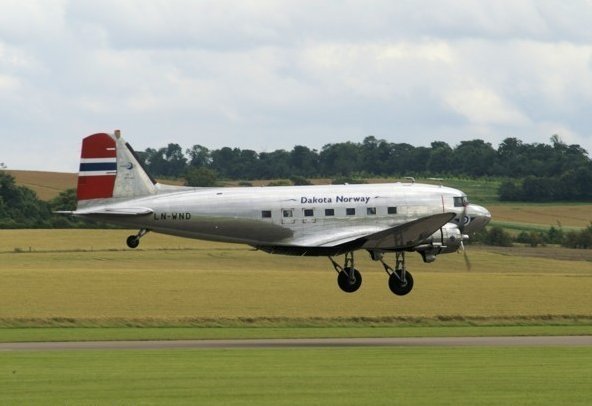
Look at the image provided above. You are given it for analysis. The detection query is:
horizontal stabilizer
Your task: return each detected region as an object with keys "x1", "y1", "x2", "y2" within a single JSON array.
[{"x1": 56, "y1": 207, "x2": 153, "y2": 216}]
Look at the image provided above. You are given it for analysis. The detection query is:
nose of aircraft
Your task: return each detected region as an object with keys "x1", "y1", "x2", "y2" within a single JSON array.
[{"x1": 464, "y1": 204, "x2": 491, "y2": 233}]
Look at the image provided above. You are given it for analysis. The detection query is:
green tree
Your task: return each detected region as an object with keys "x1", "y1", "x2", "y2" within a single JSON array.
[
  {"x1": 186, "y1": 145, "x2": 211, "y2": 168},
  {"x1": 497, "y1": 138, "x2": 528, "y2": 177},
  {"x1": 320, "y1": 142, "x2": 362, "y2": 176},
  {"x1": 562, "y1": 224, "x2": 592, "y2": 249},
  {"x1": 49, "y1": 188, "x2": 77, "y2": 211},
  {"x1": 184, "y1": 167, "x2": 218, "y2": 187},
  {"x1": 163, "y1": 143, "x2": 188, "y2": 177},
  {"x1": 0, "y1": 172, "x2": 52, "y2": 228},
  {"x1": 546, "y1": 226, "x2": 565, "y2": 245},
  {"x1": 480, "y1": 226, "x2": 513, "y2": 247},
  {"x1": 453, "y1": 140, "x2": 496, "y2": 177},
  {"x1": 290, "y1": 146, "x2": 319, "y2": 177},
  {"x1": 427, "y1": 141, "x2": 453, "y2": 174},
  {"x1": 258, "y1": 150, "x2": 291, "y2": 179},
  {"x1": 143, "y1": 144, "x2": 187, "y2": 177},
  {"x1": 498, "y1": 180, "x2": 522, "y2": 201},
  {"x1": 385, "y1": 143, "x2": 415, "y2": 175}
]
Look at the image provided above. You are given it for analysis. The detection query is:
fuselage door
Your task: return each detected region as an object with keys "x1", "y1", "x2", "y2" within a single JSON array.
[{"x1": 281, "y1": 208, "x2": 296, "y2": 224}]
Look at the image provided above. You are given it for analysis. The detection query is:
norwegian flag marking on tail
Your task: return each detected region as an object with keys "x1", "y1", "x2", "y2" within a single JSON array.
[{"x1": 77, "y1": 133, "x2": 117, "y2": 201}]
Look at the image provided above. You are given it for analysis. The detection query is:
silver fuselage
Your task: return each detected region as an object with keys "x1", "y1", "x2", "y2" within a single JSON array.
[{"x1": 81, "y1": 182, "x2": 490, "y2": 253}]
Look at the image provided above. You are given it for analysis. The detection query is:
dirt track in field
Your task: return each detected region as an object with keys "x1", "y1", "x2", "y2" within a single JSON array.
[{"x1": 2, "y1": 336, "x2": 592, "y2": 351}]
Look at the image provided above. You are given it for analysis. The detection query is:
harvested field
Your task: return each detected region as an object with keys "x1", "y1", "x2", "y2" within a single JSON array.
[
  {"x1": 7, "y1": 170, "x2": 76, "y2": 200},
  {"x1": 489, "y1": 203, "x2": 592, "y2": 228},
  {"x1": 0, "y1": 230, "x2": 590, "y2": 327}
]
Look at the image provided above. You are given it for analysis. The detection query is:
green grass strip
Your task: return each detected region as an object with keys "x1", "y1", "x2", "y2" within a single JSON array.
[{"x1": 1, "y1": 347, "x2": 591, "y2": 405}]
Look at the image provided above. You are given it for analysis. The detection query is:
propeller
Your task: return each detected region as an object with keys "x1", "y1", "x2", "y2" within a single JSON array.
[
  {"x1": 458, "y1": 201, "x2": 468, "y2": 234},
  {"x1": 459, "y1": 239, "x2": 472, "y2": 271},
  {"x1": 458, "y1": 202, "x2": 472, "y2": 271}
]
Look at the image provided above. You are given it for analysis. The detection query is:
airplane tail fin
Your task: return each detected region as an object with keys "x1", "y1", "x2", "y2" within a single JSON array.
[{"x1": 76, "y1": 131, "x2": 157, "y2": 208}]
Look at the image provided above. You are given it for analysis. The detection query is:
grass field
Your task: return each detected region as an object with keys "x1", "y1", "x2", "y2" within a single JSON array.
[
  {"x1": 1, "y1": 230, "x2": 591, "y2": 331},
  {"x1": 2, "y1": 252, "x2": 591, "y2": 322},
  {"x1": 1, "y1": 347, "x2": 591, "y2": 405},
  {"x1": 1, "y1": 229, "x2": 590, "y2": 404},
  {"x1": 488, "y1": 203, "x2": 592, "y2": 229}
]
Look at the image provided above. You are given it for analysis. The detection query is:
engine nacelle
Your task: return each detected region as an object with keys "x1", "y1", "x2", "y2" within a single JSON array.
[{"x1": 415, "y1": 223, "x2": 463, "y2": 263}]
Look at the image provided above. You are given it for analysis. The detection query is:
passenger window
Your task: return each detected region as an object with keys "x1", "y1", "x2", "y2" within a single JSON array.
[
  {"x1": 325, "y1": 208, "x2": 335, "y2": 216},
  {"x1": 261, "y1": 210, "x2": 272, "y2": 218},
  {"x1": 367, "y1": 207, "x2": 376, "y2": 215},
  {"x1": 346, "y1": 208, "x2": 355, "y2": 216},
  {"x1": 387, "y1": 207, "x2": 397, "y2": 215},
  {"x1": 283, "y1": 209, "x2": 293, "y2": 218},
  {"x1": 304, "y1": 209, "x2": 314, "y2": 217}
]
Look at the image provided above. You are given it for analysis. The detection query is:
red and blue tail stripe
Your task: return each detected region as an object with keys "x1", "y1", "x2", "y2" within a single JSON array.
[
  {"x1": 79, "y1": 159, "x2": 117, "y2": 174},
  {"x1": 76, "y1": 133, "x2": 118, "y2": 201}
]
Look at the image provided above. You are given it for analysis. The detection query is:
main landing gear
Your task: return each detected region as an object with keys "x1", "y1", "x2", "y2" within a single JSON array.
[
  {"x1": 329, "y1": 252, "x2": 362, "y2": 293},
  {"x1": 126, "y1": 228, "x2": 149, "y2": 249},
  {"x1": 380, "y1": 252, "x2": 414, "y2": 296},
  {"x1": 328, "y1": 251, "x2": 414, "y2": 296}
]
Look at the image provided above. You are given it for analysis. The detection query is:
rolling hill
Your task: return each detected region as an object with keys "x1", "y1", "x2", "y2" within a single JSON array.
[{"x1": 6, "y1": 170, "x2": 77, "y2": 201}]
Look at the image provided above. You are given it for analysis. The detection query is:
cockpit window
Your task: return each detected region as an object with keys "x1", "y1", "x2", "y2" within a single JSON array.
[{"x1": 454, "y1": 196, "x2": 468, "y2": 207}]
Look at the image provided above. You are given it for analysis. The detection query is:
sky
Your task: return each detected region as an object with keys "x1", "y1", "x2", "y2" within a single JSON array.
[{"x1": 1, "y1": 0, "x2": 592, "y2": 172}]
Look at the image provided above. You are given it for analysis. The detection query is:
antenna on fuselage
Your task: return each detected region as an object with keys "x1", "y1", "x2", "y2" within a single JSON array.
[{"x1": 427, "y1": 177, "x2": 444, "y2": 186}]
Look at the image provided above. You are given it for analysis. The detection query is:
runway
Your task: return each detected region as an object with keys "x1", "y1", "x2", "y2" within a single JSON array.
[{"x1": 1, "y1": 336, "x2": 591, "y2": 351}]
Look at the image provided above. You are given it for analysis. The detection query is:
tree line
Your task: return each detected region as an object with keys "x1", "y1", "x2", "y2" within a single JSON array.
[
  {"x1": 0, "y1": 172, "x2": 97, "y2": 229},
  {"x1": 474, "y1": 225, "x2": 592, "y2": 249},
  {"x1": 137, "y1": 135, "x2": 592, "y2": 201},
  {"x1": 2, "y1": 166, "x2": 592, "y2": 249}
]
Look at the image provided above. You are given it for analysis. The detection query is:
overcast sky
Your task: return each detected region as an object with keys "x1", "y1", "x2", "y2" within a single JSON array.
[{"x1": 1, "y1": 0, "x2": 592, "y2": 172}]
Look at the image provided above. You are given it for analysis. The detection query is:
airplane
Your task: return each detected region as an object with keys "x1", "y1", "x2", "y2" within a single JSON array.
[{"x1": 61, "y1": 130, "x2": 491, "y2": 296}]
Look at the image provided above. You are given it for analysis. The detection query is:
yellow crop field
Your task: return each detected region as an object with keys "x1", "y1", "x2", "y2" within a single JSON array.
[
  {"x1": 6, "y1": 170, "x2": 77, "y2": 200},
  {"x1": 489, "y1": 204, "x2": 592, "y2": 228},
  {"x1": 1, "y1": 230, "x2": 591, "y2": 327}
]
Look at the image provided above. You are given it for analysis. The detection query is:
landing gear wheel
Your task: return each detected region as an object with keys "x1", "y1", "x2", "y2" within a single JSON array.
[
  {"x1": 388, "y1": 270, "x2": 413, "y2": 296},
  {"x1": 337, "y1": 268, "x2": 362, "y2": 293},
  {"x1": 126, "y1": 235, "x2": 140, "y2": 249}
]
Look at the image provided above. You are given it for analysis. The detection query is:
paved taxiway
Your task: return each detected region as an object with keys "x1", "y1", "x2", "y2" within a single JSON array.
[{"x1": 1, "y1": 336, "x2": 591, "y2": 351}]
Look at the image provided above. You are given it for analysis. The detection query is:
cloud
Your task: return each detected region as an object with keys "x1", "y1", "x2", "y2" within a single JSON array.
[
  {"x1": 0, "y1": 0, "x2": 67, "y2": 44},
  {"x1": 1, "y1": 1, "x2": 592, "y2": 171},
  {"x1": 444, "y1": 86, "x2": 529, "y2": 126}
]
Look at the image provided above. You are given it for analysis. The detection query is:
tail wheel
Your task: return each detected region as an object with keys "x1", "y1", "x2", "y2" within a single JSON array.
[
  {"x1": 388, "y1": 270, "x2": 413, "y2": 296},
  {"x1": 126, "y1": 228, "x2": 149, "y2": 249},
  {"x1": 337, "y1": 268, "x2": 362, "y2": 293},
  {"x1": 126, "y1": 235, "x2": 140, "y2": 249}
]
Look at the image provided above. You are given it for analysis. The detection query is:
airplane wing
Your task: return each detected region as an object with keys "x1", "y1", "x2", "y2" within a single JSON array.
[
  {"x1": 308, "y1": 212, "x2": 455, "y2": 250},
  {"x1": 359, "y1": 212, "x2": 456, "y2": 250},
  {"x1": 262, "y1": 212, "x2": 456, "y2": 255}
]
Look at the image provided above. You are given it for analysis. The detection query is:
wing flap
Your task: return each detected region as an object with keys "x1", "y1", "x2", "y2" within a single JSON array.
[{"x1": 286, "y1": 212, "x2": 456, "y2": 252}]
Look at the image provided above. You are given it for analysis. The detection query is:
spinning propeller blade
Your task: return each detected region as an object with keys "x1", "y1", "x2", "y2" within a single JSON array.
[
  {"x1": 458, "y1": 203, "x2": 471, "y2": 271},
  {"x1": 460, "y1": 240, "x2": 472, "y2": 271}
]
